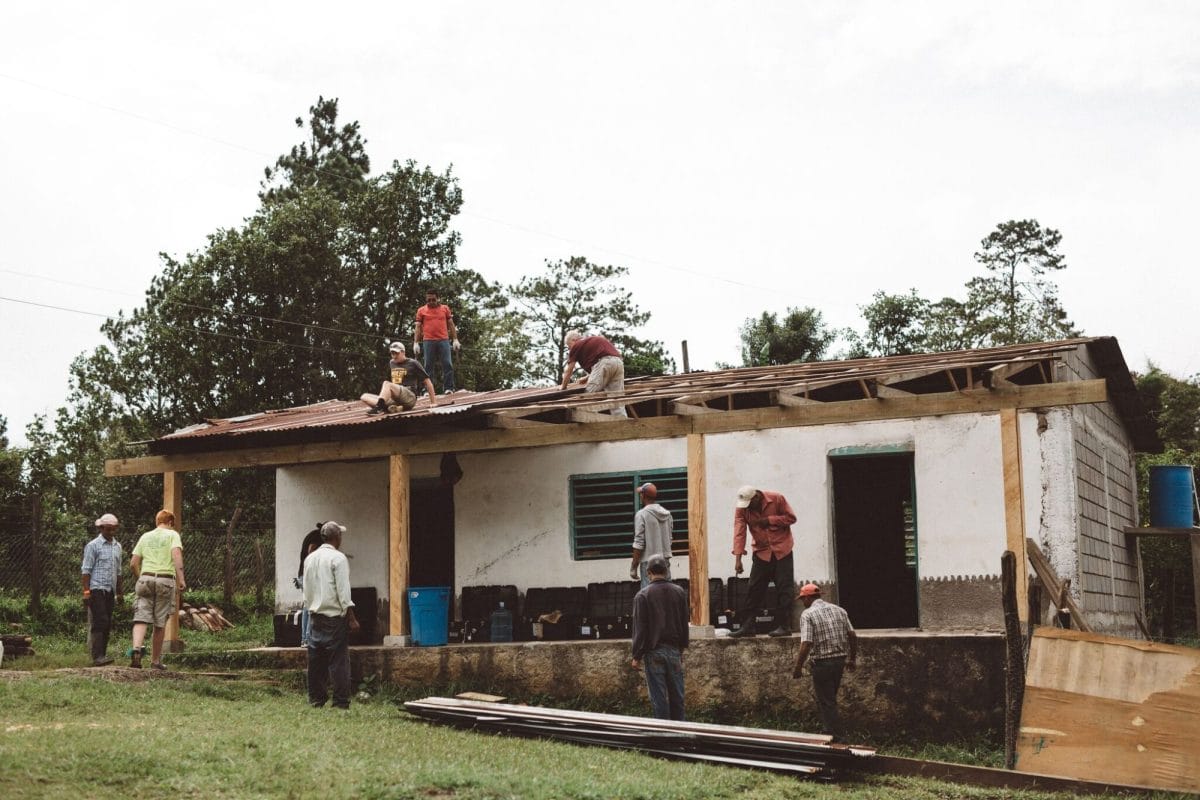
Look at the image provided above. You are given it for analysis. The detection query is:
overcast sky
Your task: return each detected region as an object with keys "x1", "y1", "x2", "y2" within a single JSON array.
[{"x1": 2, "y1": 2, "x2": 1197, "y2": 446}]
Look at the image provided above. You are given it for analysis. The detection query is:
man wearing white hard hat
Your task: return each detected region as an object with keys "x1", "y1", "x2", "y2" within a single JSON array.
[
  {"x1": 730, "y1": 485, "x2": 798, "y2": 638},
  {"x1": 81, "y1": 513, "x2": 124, "y2": 666}
]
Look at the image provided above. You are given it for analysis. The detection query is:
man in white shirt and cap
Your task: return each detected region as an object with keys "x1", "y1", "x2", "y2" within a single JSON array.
[{"x1": 303, "y1": 521, "x2": 360, "y2": 708}]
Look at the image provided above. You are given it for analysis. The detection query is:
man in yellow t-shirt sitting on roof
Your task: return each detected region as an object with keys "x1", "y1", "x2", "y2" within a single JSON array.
[{"x1": 129, "y1": 510, "x2": 187, "y2": 670}]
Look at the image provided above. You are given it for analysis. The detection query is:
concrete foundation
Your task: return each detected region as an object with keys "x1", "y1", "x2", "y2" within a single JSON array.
[{"x1": 264, "y1": 631, "x2": 1004, "y2": 738}]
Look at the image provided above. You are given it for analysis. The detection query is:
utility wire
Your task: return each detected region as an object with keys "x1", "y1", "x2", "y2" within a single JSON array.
[
  {"x1": 0, "y1": 293, "x2": 522, "y2": 367},
  {"x1": 0, "y1": 266, "x2": 394, "y2": 342}
]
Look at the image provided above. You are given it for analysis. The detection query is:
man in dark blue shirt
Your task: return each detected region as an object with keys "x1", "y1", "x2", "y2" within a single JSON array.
[{"x1": 630, "y1": 554, "x2": 689, "y2": 720}]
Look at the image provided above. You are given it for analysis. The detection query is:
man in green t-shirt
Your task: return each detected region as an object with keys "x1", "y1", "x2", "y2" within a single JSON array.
[{"x1": 130, "y1": 510, "x2": 187, "y2": 669}]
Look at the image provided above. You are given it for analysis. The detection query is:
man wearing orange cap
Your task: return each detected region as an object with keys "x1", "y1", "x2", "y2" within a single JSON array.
[
  {"x1": 730, "y1": 485, "x2": 797, "y2": 637},
  {"x1": 793, "y1": 583, "x2": 857, "y2": 741},
  {"x1": 630, "y1": 482, "x2": 674, "y2": 588}
]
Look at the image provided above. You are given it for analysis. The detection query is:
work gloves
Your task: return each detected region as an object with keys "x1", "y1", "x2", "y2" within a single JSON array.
[
  {"x1": 412, "y1": 342, "x2": 421, "y2": 356},
  {"x1": 629, "y1": 566, "x2": 639, "y2": 581},
  {"x1": 452, "y1": 339, "x2": 461, "y2": 352}
]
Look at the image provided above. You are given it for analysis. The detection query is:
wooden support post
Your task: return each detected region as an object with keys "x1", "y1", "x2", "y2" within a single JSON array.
[
  {"x1": 162, "y1": 471, "x2": 184, "y2": 652},
  {"x1": 223, "y1": 506, "x2": 242, "y2": 607},
  {"x1": 1001, "y1": 551, "x2": 1025, "y2": 770},
  {"x1": 1000, "y1": 409, "x2": 1029, "y2": 620},
  {"x1": 1026, "y1": 538, "x2": 1092, "y2": 633},
  {"x1": 389, "y1": 454, "x2": 411, "y2": 638},
  {"x1": 687, "y1": 433, "x2": 709, "y2": 627},
  {"x1": 1191, "y1": 533, "x2": 1200, "y2": 637}
]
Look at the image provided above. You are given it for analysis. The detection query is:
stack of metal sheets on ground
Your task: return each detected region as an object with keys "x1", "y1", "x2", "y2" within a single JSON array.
[{"x1": 404, "y1": 697, "x2": 875, "y2": 778}]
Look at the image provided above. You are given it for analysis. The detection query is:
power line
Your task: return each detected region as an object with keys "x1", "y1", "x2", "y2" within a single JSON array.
[
  {"x1": 0, "y1": 266, "x2": 394, "y2": 342},
  {"x1": 0, "y1": 293, "x2": 523, "y2": 367}
]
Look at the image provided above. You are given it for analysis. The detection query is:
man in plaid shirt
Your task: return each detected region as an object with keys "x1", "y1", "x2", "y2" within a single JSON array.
[{"x1": 793, "y1": 583, "x2": 857, "y2": 740}]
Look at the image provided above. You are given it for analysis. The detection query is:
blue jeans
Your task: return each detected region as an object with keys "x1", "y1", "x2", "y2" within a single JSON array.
[
  {"x1": 307, "y1": 614, "x2": 351, "y2": 708},
  {"x1": 422, "y1": 339, "x2": 455, "y2": 392},
  {"x1": 300, "y1": 608, "x2": 311, "y2": 646},
  {"x1": 644, "y1": 644, "x2": 685, "y2": 721}
]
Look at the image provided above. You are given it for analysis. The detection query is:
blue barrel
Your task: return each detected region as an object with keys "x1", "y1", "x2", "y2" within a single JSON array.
[
  {"x1": 408, "y1": 586, "x2": 450, "y2": 646},
  {"x1": 1149, "y1": 466, "x2": 1196, "y2": 528}
]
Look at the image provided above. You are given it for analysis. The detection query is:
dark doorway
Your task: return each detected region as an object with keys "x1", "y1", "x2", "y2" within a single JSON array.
[
  {"x1": 409, "y1": 479, "x2": 455, "y2": 590},
  {"x1": 831, "y1": 453, "x2": 918, "y2": 628}
]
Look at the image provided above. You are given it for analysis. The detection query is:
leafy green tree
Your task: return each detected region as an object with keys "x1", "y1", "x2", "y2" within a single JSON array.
[
  {"x1": 967, "y1": 219, "x2": 1080, "y2": 346},
  {"x1": 846, "y1": 290, "x2": 931, "y2": 358},
  {"x1": 510, "y1": 257, "x2": 672, "y2": 383},
  {"x1": 260, "y1": 96, "x2": 370, "y2": 205},
  {"x1": 738, "y1": 307, "x2": 834, "y2": 366},
  {"x1": 35, "y1": 99, "x2": 523, "y2": 596}
]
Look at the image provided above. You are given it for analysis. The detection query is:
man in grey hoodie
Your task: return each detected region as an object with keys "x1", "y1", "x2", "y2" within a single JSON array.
[{"x1": 630, "y1": 483, "x2": 674, "y2": 588}]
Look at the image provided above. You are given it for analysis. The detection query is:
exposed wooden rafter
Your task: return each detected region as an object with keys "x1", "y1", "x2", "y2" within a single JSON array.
[{"x1": 107, "y1": 380, "x2": 1108, "y2": 477}]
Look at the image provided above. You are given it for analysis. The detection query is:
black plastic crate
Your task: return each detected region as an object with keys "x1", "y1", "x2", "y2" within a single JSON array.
[
  {"x1": 587, "y1": 581, "x2": 639, "y2": 619},
  {"x1": 524, "y1": 586, "x2": 588, "y2": 618},
  {"x1": 590, "y1": 615, "x2": 631, "y2": 639},
  {"x1": 525, "y1": 616, "x2": 580, "y2": 640},
  {"x1": 272, "y1": 613, "x2": 301, "y2": 647},
  {"x1": 461, "y1": 585, "x2": 519, "y2": 621}
]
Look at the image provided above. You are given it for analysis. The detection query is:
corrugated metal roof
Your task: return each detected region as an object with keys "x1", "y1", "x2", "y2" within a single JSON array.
[{"x1": 151, "y1": 337, "x2": 1155, "y2": 451}]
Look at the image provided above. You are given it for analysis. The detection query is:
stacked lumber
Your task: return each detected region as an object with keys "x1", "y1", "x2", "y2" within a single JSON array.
[
  {"x1": 1, "y1": 634, "x2": 35, "y2": 657},
  {"x1": 178, "y1": 602, "x2": 235, "y2": 632},
  {"x1": 405, "y1": 697, "x2": 875, "y2": 777}
]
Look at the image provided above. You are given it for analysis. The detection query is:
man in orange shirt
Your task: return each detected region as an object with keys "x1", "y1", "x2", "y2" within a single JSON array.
[
  {"x1": 730, "y1": 485, "x2": 797, "y2": 638},
  {"x1": 413, "y1": 289, "x2": 460, "y2": 393}
]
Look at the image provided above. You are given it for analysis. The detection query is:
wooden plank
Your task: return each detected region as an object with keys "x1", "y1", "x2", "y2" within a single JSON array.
[
  {"x1": 162, "y1": 472, "x2": 184, "y2": 650},
  {"x1": 1025, "y1": 538, "x2": 1092, "y2": 633},
  {"x1": 485, "y1": 415, "x2": 554, "y2": 429},
  {"x1": 1015, "y1": 627, "x2": 1200, "y2": 793},
  {"x1": 1122, "y1": 525, "x2": 1200, "y2": 537},
  {"x1": 670, "y1": 402, "x2": 721, "y2": 415},
  {"x1": 105, "y1": 381, "x2": 1109, "y2": 476},
  {"x1": 389, "y1": 454, "x2": 410, "y2": 637},
  {"x1": 865, "y1": 754, "x2": 1170, "y2": 797},
  {"x1": 999, "y1": 409, "x2": 1028, "y2": 620},
  {"x1": 772, "y1": 391, "x2": 818, "y2": 407},
  {"x1": 874, "y1": 384, "x2": 913, "y2": 398},
  {"x1": 687, "y1": 433, "x2": 709, "y2": 627},
  {"x1": 566, "y1": 409, "x2": 626, "y2": 424},
  {"x1": 1192, "y1": 532, "x2": 1200, "y2": 643}
]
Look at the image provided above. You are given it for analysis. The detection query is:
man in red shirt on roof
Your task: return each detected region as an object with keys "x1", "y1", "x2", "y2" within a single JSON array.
[
  {"x1": 413, "y1": 289, "x2": 460, "y2": 394},
  {"x1": 730, "y1": 485, "x2": 797, "y2": 638},
  {"x1": 560, "y1": 330, "x2": 628, "y2": 417}
]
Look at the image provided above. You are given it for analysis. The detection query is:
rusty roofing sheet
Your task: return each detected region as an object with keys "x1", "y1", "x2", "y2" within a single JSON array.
[{"x1": 155, "y1": 337, "x2": 1142, "y2": 447}]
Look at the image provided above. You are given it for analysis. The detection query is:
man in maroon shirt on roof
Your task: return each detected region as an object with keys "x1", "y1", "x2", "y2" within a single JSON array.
[
  {"x1": 560, "y1": 330, "x2": 628, "y2": 418},
  {"x1": 730, "y1": 485, "x2": 798, "y2": 638}
]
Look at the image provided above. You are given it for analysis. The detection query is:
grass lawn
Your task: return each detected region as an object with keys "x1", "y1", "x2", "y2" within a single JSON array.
[{"x1": 0, "y1": 667, "x2": 1133, "y2": 800}]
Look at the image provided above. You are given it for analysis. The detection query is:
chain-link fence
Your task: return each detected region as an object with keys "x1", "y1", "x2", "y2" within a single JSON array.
[{"x1": 0, "y1": 501, "x2": 274, "y2": 612}]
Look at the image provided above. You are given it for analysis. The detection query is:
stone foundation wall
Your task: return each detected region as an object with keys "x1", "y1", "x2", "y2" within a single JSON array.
[{"x1": 276, "y1": 632, "x2": 1005, "y2": 738}]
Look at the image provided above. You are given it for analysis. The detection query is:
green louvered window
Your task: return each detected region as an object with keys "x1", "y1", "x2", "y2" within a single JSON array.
[{"x1": 570, "y1": 468, "x2": 688, "y2": 560}]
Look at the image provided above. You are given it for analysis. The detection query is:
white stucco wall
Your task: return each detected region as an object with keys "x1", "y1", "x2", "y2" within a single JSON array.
[
  {"x1": 454, "y1": 439, "x2": 689, "y2": 589},
  {"x1": 272, "y1": 408, "x2": 1087, "y2": 615},
  {"x1": 705, "y1": 413, "x2": 1018, "y2": 583},
  {"x1": 274, "y1": 456, "x2": 440, "y2": 610}
]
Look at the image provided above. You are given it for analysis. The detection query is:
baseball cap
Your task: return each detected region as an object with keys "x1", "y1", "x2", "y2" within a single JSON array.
[
  {"x1": 388, "y1": 341, "x2": 405, "y2": 353},
  {"x1": 320, "y1": 521, "x2": 347, "y2": 540},
  {"x1": 94, "y1": 513, "x2": 119, "y2": 527},
  {"x1": 645, "y1": 554, "x2": 670, "y2": 575},
  {"x1": 636, "y1": 482, "x2": 657, "y2": 499},
  {"x1": 735, "y1": 485, "x2": 757, "y2": 509},
  {"x1": 798, "y1": 583, "x2": 821, "y2": 598}
]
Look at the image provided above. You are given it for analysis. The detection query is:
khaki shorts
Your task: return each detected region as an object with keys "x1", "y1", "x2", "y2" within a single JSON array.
[
  {"x1": 133, "y1": 575, "x2": 176, "y2": 628},
  {"x1": 384, "y1": 383, "x2": 417, "y2": 410}
]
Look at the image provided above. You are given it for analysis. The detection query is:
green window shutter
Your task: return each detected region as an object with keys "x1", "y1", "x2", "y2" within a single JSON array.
[{"x1": 570, "y1": 467, "x2": 689, "y2": 560}]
